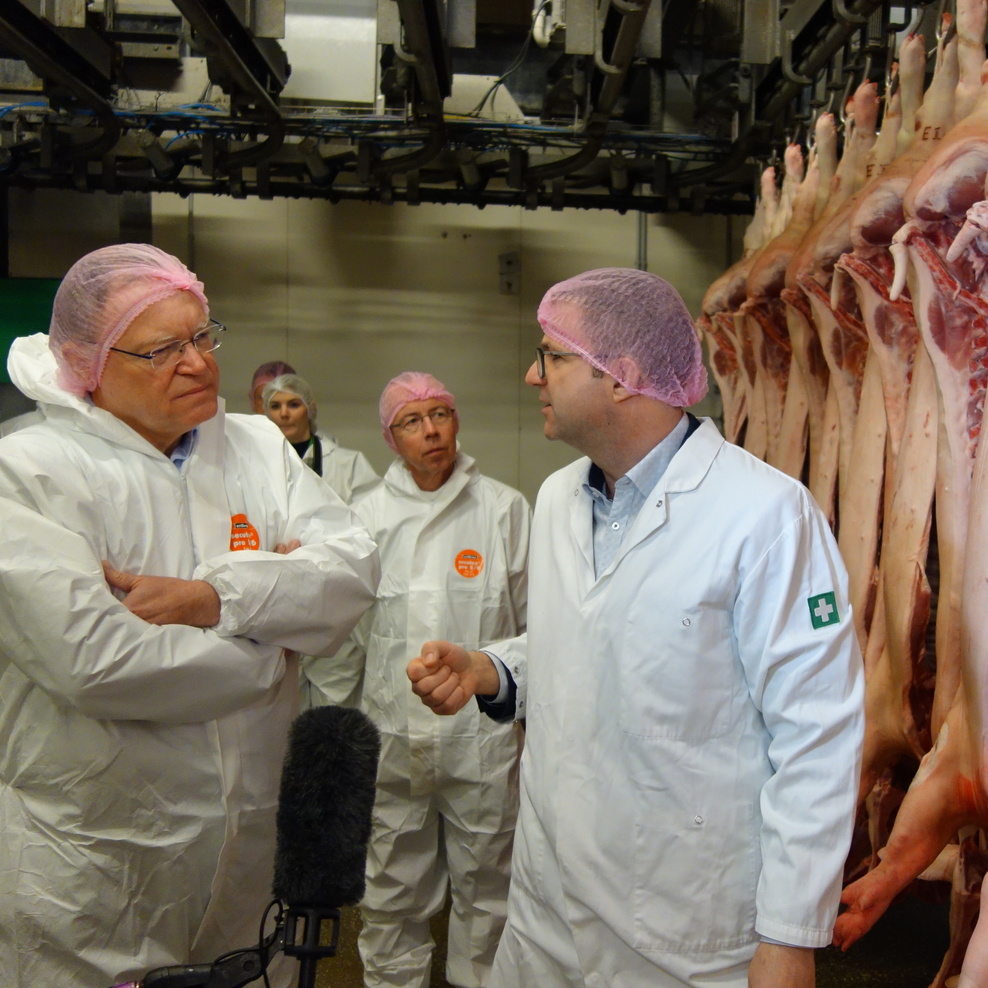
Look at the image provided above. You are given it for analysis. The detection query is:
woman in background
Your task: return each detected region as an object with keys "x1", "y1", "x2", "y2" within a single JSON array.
[{"x1": 263, "y1": 372, "x2": 379, "y2": 504}]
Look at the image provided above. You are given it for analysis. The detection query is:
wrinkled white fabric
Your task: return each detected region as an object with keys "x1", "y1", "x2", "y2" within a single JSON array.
[
  {"x1": 0, "y1": 334, "x2": 380, "y2": 988},
  {"x1": 297, "y1": 430, "x2": 379, "y2": 710},
  {"x1": 307, "y1": 453, "x2": 529, "y2": 988},
  {"x1": 488, "y1": 419, "x2": 864, "y2": 987},
  {"x1": 306, "y1": 429, "x2": 380, "y2": 505}
]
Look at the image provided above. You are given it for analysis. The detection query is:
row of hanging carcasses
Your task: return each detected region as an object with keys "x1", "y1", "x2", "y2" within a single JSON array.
[{"x1": 696, "y1": 1, "x2": 988, "y2": 984}]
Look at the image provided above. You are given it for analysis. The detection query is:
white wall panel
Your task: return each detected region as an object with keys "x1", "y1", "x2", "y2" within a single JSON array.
[{"x1": 13, "y1": 188, "x2": 734, "y2": 505}]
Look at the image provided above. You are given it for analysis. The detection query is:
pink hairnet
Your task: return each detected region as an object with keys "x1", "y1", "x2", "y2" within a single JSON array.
[
  {"x1": 249, "y1": 360, "x2": 296, "y2": 402},
  {"x1": 379, "y1": 371, "x2": 457, "y2": 452},
  {"x1": 537, "y1": 268, "x2": 708, "y2": 406},
  {"x1": 49, "y1": 243, "x2": 209, "y2": 396}
]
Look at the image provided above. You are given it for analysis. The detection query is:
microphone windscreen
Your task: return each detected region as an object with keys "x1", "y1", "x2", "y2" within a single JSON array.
[{"x1": 272, "y1": 705, "x2": 381, "y2": 908}]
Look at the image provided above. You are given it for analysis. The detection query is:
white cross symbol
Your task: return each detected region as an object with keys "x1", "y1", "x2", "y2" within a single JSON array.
[{"x1": 814, "y1": 598, "x2": 835, "y2": 624}]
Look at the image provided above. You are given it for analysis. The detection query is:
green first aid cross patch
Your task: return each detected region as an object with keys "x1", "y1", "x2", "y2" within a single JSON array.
[{"x1": 808, "y1": 591, "x2": 840, "y2": 629}]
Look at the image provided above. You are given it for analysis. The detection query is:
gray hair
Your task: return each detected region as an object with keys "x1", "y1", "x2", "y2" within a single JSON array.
[{"x1": 261, "y1": 373, "x2": 317, "y2": 426}]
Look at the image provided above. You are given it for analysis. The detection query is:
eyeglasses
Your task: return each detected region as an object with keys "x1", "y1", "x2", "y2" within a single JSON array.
[
  {"x1": 534, "y1": 345, "x2": 580, "y2": 379},
  {"x1": 109, "y1": 320, "x2": 226, "y2": 371},
  {"x1": 390, "y1": 406, "x2": 453, "y2": 435}
]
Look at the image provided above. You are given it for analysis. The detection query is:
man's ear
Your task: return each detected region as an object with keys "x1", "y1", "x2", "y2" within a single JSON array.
[
  {"x1": 310, "y1": 400, "x2": 317, "y2": 422},
  {"x1": 611, "y1": 357, "x2": 645, "y2": 402}
]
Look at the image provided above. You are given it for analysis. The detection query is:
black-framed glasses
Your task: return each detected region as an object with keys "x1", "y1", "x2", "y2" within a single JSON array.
[
  {"x1": 109, "y1": 319, "x2": 226, "y2": 371},
  {"x1": 390, "y1": 406, "x2": 453, "y2": 435},
  {"x1": 534, "y1": 345, "x2": 580, "y2": 379}
]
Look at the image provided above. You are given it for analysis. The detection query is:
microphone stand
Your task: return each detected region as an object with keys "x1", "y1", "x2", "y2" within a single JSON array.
[
  {"x1": 111, "y1": 899, "x2": 342, "y2": 988},
  {"x1": 281, "y1": 903, "x2": 342, "y2": 988}
]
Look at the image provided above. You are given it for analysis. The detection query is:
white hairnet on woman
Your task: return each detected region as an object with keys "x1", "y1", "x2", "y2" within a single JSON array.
[
  {"x1": 0, "y1": 244, "x2": 380, "y2": 988},
  {"x1": 263, "y1": 373, "x2": 379, "y2": 508},
  {"x1": 537, "y1": 267, "x2": 708, "y2": 407},
  {"x1": 48, "y1": 242, "x2": 208, "y2": 396},
  {"x1": 262, "y1": 373, "x2": 317, "y2": 424}
]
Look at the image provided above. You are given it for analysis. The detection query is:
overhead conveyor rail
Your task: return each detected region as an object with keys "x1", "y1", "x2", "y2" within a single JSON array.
[{"x1": 0, "y1": 0, "x2": 949, "y2": 213}]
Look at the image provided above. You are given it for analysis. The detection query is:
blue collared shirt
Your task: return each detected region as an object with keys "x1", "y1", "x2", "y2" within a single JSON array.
[
  {"x1": 169, "y1": 429, "x2": 198, "y2": 470},
  {"x1": 485, "y1": 413, "x2": 690, "y2": 703},
  {"x1": 584, "y1": 412, "x2": 689, "y2": 579}
]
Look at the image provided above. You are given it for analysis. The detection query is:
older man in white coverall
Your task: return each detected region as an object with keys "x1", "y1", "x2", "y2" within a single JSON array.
[
  {"x1": 409, "y1": 269, "x2": 865, "y2": 988},
  {"x1": 0, "y1": 244, "x2": 380, "y2": 988},
  {"x1": 307, "y1": 372, "x2": 529, "y2": 988}
]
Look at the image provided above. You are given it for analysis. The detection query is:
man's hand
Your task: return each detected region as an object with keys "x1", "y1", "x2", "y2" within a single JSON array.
[
  {"x1": 407, "y1": 641, "x2": 500, "y2": 716},
  {"x1": 273, "y1": 539, "x2": 301, "y2": 555},
  {"x1": 103, "y1": 562, "x2": 221, "y2": 628},
  {"x1": 747, "y1": 943, "x2": 815, "y2": 988}
]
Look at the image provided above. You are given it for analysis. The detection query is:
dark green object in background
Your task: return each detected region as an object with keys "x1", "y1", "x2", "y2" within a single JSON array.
[{"x1": 0, "y1": 278, "x2": 60, "y2": 384}]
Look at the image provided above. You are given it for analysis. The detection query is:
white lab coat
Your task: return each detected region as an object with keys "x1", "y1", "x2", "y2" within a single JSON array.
[
  {"x1": 317, "y1": 452, "x2": 529, "y2": 988},
  {"x1": 304, "y1": 428, "x2": 380, "y2": 504},
  {"x1": 0, "y1": 334, "x2": 380, "y2": 988},
  {"x1": 489, "y1": 418, "x2": 865, "y2": 988}
]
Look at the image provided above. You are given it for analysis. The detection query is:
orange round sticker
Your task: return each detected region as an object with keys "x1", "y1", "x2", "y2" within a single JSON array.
[
  {"x1": 454, "y1": 549, "x2": 484, "y2": 578},
  {"x1": 230, "y1": 513, "x2": 261, "y2": 551}
]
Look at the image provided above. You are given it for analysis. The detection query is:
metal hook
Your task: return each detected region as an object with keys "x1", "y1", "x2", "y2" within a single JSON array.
[
  {"x1": 936, "y1": 0, "x2": 953, "y2": 43},
  {"x1": 940, "y1": 11, "x2": 957, "y2": 46},
  {"x1": 833, "y1": 0, "x2": 871, "y2": 26},
  {"x1": 838, "y1": 63, "x2": 856, "y2": 125},
  {"x1": 887, "y1": 63, "x2": 901, "y2": 98},
  {"x1": 905, "y1": 4, "x2": 924, "y2": 37},
  {"x1": 782, "y1": 30, "x2": 814, "y2": 85}
]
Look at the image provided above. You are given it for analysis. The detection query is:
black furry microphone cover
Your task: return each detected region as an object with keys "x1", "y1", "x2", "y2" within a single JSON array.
[{"x1": 272, "y1": 705, "x2": 381, "y2": 908}]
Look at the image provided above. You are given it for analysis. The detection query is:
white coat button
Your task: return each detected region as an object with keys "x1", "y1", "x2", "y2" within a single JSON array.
[
  {"x1": 611, "y1": 522, "x2": 620, "y2": 530},
  {"x1": 657, "y1": 499, "x2": 663, "y2": 507},
  {"x1": 693, "y1": 815, "x2": 704, "y2": 826},
  {"x1": 682, "y1": 617, "x2": 691, "y2": 627}
]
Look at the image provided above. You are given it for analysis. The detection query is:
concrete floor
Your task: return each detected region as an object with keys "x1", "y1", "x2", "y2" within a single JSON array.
[{"x1": 309, "y1": 893, "x2": 952, "y2": 988}]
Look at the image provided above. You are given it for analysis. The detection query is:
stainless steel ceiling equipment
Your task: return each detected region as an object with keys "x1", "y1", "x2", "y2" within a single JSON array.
[{"x1": 0, "y1": 0, "x2": 941, "y2": 214}]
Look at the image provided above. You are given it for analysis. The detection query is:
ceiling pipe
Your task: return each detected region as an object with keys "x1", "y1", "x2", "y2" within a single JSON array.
[
  {"x1": 374, "y1": 0, "x2": 449, "y2": 179},
  {"x1": 170, "y1": 0, "x2": 286, "y2": 171},
  {"x1": 1, "y1": 167, "x2": 755, "y2": 214},
  {"x1": 0, "y1": 2, "x2": 119, "y2": 161},
  {"x1": 522, "y1": 0, "x2": 654, "y2": 188}
]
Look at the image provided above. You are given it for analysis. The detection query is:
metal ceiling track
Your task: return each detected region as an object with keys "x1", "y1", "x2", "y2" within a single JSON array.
[{"x1": 0, "y1": 0, "x2": 942, "y2": 213}]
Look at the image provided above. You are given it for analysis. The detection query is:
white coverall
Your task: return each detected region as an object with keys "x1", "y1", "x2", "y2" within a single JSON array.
[
  {"x1": 297, "y1": 430, "x2": 380, "y2": 708},
  {"x1": 0, "y1": 334, "x2": 380, "y2": 988},
  {"x1": 304, "y1": 427, "x2": 380, "y2": 503},
  {"x1": 487, "y1": 418, "x2": 865, "y2": 988},
  {"x1": 312, "y1": 453, "x2": 529, "y2": 988}
]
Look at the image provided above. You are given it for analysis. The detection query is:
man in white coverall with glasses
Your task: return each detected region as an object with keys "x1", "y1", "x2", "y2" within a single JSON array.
[
  {"x1": 306, "y1": 372, "x2": 529, "y2": 988},
  {"x1": 0, "y1": 244, "x2": 380, "y2": 988},
  {"x1": 408, "y1": 268, "x2": 865, "y2": 988}
]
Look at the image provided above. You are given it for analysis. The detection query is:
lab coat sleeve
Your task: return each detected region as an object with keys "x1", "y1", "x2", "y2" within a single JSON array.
[
  {"x1": 480, "y1": 633, "x2": 528, "y2": 722},
  {"x1": 735, "y1": 492, "x2": 865, "y2": 947},
  {"x1": 0, "y1": 496, "x2": 287, "y2": 724},
  {"x1": 195, "y1": 443, "x2": 381, "y2": 657}
]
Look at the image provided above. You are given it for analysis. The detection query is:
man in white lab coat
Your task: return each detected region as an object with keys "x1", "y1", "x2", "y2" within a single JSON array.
[
  {"x1": 409, "y1": 269, "x2": 865, "y2": 988},
  {"x1": 0, "y1": 244, "x2": 380, "y2": 988},
  {"x1": 310, "y1": 372, "x2": 529, "y2": 988}
]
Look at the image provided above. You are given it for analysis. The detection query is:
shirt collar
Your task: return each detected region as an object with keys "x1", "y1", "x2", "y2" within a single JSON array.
[
  {"x1": 169, "y1": 428, "x2": 198, "y2": 469},
  {"x1": 586, "y1": 412, "x2": 689, "y2": 500}
]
